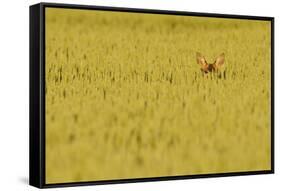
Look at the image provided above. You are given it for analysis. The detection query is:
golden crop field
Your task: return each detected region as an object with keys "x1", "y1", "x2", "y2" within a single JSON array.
[{"x1": 45, "y1": 8, "x2": 271, "y2": 184}]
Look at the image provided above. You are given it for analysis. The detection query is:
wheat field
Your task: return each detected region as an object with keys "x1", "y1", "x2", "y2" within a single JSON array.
[{"x1": 45, "y1": 8, "x2": 271, "y2": 184}]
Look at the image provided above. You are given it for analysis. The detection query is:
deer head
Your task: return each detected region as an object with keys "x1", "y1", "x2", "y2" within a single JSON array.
[{"x1": 196, "y1": 52, "x2": 225, "y2": 73}]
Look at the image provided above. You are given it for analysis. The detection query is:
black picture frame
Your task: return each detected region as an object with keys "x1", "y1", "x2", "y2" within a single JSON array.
[{"x1": 30, "y1": 2, "x2": 275, "y2": 189}]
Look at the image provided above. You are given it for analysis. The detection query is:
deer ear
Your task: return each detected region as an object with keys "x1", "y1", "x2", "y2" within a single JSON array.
[
  {"x1": 196, "y1": 52, "x2": 207, "y2": 66},
  {"x1": 214, "y1": 53, "x2": 225, "y2": 68}
]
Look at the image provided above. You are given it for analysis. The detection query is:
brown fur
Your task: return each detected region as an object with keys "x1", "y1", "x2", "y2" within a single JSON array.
[{"x1": 196, "y1": 52, "x2": 225, "y2": 73}]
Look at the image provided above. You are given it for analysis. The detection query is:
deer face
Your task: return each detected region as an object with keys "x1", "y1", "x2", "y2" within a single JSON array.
[{"x1": 196, "y1": 52, "x2": 225, "y2": 73}]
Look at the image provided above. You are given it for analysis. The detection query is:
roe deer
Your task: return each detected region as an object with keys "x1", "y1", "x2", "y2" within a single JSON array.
[{"x1": 196, "y1": 52, "x2": 225, "y2": 74}]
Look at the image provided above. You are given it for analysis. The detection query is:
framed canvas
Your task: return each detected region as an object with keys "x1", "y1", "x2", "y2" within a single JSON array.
[{"x1": 29, "y1": 2, "x2": 274, "y2": 188}]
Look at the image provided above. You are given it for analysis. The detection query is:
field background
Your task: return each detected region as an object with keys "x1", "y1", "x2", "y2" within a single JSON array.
[{"x1": 45, "y1": 8, "x2": 271, "y2": 184}]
